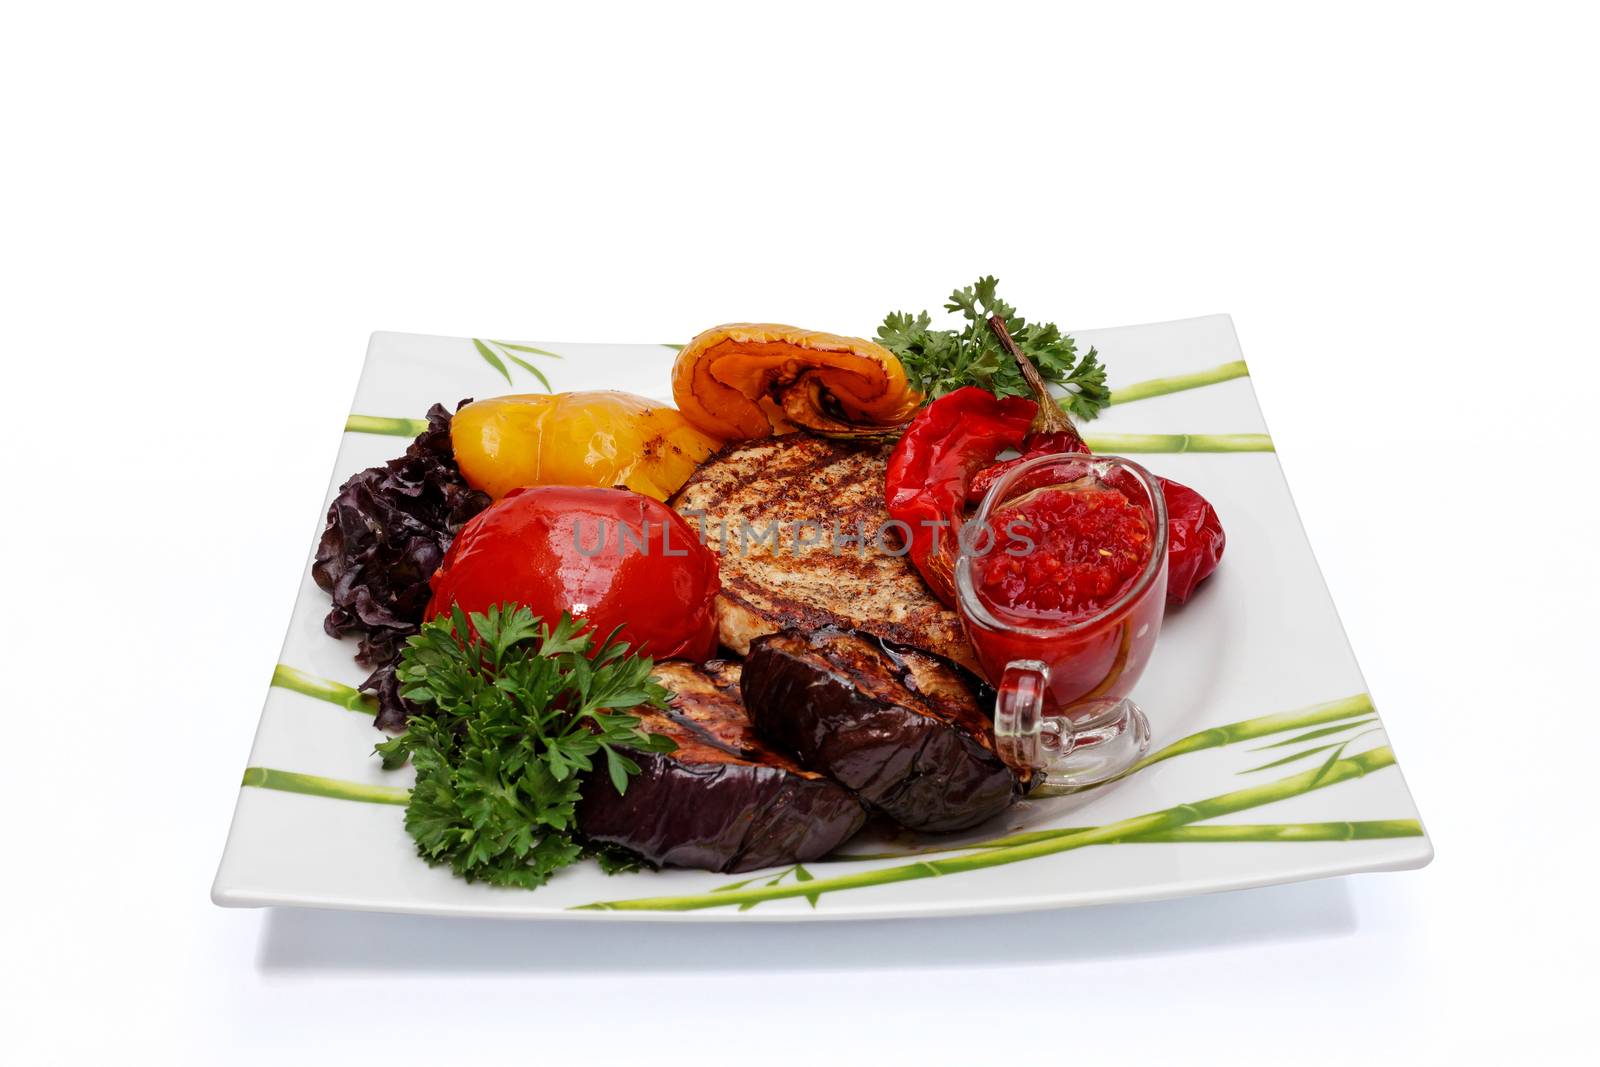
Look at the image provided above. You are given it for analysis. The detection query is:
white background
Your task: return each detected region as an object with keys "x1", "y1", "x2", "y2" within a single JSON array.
[{"x1": 3, "y1": 2, "x2": 1596, "y2": 1064}]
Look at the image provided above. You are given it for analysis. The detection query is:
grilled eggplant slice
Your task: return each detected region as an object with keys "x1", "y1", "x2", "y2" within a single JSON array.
[
  {"x1": 741, "y1": 628, "x2": 1022, "y2": 833},
  {"x1": 670, "y1": 434, "x2": 980, "y2": 673},
  {"x1": 576, "y1": 660, "x2": 866, "y2": 872}
]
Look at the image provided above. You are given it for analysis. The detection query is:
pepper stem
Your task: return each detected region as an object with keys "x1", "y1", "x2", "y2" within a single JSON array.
[{"x1": 986, "y1": 314, "x2": 1074, "y2": 434}]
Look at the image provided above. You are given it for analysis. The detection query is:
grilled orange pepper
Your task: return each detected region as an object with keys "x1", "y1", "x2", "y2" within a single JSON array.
[
  {"x1": 451, "y1": 391, "x2": 721, "y2": 502},
  {"x1": 672, "y1": 323, "x2": 920, "y2": 441}
]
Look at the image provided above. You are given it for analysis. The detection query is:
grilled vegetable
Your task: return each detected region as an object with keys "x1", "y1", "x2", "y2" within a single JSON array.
[
  {"x1": 451, "y1": 391, "x2": 720, "y2": 502},
  {"x1": 1161, "y1": 477, "x2": 1226, "y2": 605},
  {"x1": 428, "y1": 485, "x2": 721, "y2": 661},
  {"x1": 577, "y1": 661, "x2": 867, "y2": 872},
  {"x1": 884, "y1": 387, "x2": 1036, "y2": 607},
  {"x1": 671, "y1": 323, "x2": 920, "y2": 440},
  {"x1": 742, "y1": 628, "x2": 1022, "y2": 833}
]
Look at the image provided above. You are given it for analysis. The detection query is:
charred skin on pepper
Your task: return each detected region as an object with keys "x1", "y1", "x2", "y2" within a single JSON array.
[
  {"x1": 883, "y1": 387, "x2": 1036, "y2": 607},
  {"x1": 671, "y1": 323, "x2": 922, "y2": 441}
]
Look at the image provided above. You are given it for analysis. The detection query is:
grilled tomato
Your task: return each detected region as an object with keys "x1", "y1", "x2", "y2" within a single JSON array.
[
  {"x1": 450, "y1": 391, "x2": 722, "y2": 502},
  {"x1": 671, "y1": 323, "x2": 920, "y2": 440},
  {"x1": 426, "y1": 485, "x2": 720, "y2": 661}
]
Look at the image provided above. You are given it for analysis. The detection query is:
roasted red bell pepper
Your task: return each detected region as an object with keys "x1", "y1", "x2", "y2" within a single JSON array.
[
  {"x1": 966, "y1": 427, "x2": 1088, "y2": 505},
  {"x1": 1158, "y1": 476, "x2": 1226, "y2": 604},
  {"x1": 885, "y1": 386, "x2": 1037, "y2": 606}
]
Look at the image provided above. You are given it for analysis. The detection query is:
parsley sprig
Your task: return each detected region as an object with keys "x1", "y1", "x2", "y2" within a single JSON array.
[
  {"x1": 375, "y1": 604, "x2": 675, "y2": 889},
  {"x1": 877, "y1": 276, "x2": 1110, "y2": 420}
]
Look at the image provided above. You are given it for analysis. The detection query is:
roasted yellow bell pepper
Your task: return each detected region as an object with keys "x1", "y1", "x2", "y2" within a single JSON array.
[{"x1": 451, "y1": 391, "x2": 721, "y2": 502}]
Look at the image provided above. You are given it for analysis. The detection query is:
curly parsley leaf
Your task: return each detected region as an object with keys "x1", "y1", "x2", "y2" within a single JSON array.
[
  {"x1": 877, "y1": 276, "x2": 1111, "y2": 420},
  {"x1": 375, "y1": 603, "x2": 675, "y2": 889}
]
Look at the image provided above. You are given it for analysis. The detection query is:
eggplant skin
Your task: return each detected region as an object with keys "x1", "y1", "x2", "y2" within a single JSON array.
[
  {"x1": 576, "y1": 662, "x2": 866, "y2": 873},
  {"x1": 579, "y1": 754, "x2": 867, "y2": 873},
  {"x1": 742, "y1": 629, "x2": 1021, "y2": 833}
]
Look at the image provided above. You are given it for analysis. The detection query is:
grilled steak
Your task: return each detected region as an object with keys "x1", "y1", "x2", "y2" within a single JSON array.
[
  {"x1": 576, "y1": 660, "x2": 866, "y2": 872},
  {"x1": 670, "y1": 434, "x2": 979, "y2": 673},
  {"x1": 741, "y1": 628, "x2": 1022, "y2": 833}
]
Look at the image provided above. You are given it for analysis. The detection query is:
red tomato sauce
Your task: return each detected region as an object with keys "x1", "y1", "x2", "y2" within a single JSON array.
[
  {"x1": 975, "y1": 486, "x2": 1155, "y2": 622},
  {"x1": 962, "y1": 480, "x2": 1167, "y2": 714}
]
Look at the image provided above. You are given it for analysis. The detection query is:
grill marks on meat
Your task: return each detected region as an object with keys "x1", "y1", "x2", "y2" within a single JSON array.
[
  {"x1": 670, "y1": 434, "x2": 979, "y2": 673},
  {"x1": 576, "y1": 661, "x2": 866, "y2": 872},
  {"x1": 741, "y1": 628, "x2": 1022, "y2": 833}
]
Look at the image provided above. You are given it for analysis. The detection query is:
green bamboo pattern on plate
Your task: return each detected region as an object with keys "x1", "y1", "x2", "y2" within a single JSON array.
[
  {"x1": 575, "y1": 746, "x2": 1400, "y2": 911},
  {"x1": 271, "y1": 665, "x2": 376, "y2": 715},
  {"x1": 1079, "y1": 432, "x2": 1273, "y2": 453},
  {"x1": 473, "y1": 338, "x2": 560, "y2": 391},
  {"x1": 345, "y1": 414, "x2": 431, "y2": 437},
  {"x1": 1107, "y1": 360, "x2": 1250, "y2": 405},
  {"x1": 1127, "y1": 693, "x2": 1374, "y2": 775},
  {"x1": 837, "y1": 820, "x2": 1423, "y2": 860},
  {"x1": 712, "y1": 864, "x2": 824, "y2": 910},
  {"x1": 241, "y1": 767, "x2": 409, "y2": 806}
]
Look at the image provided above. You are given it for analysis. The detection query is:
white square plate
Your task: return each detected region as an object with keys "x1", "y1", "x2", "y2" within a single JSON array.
[{"x1": 213, "y1": 316, "x2": 1430, "y2": 920}]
